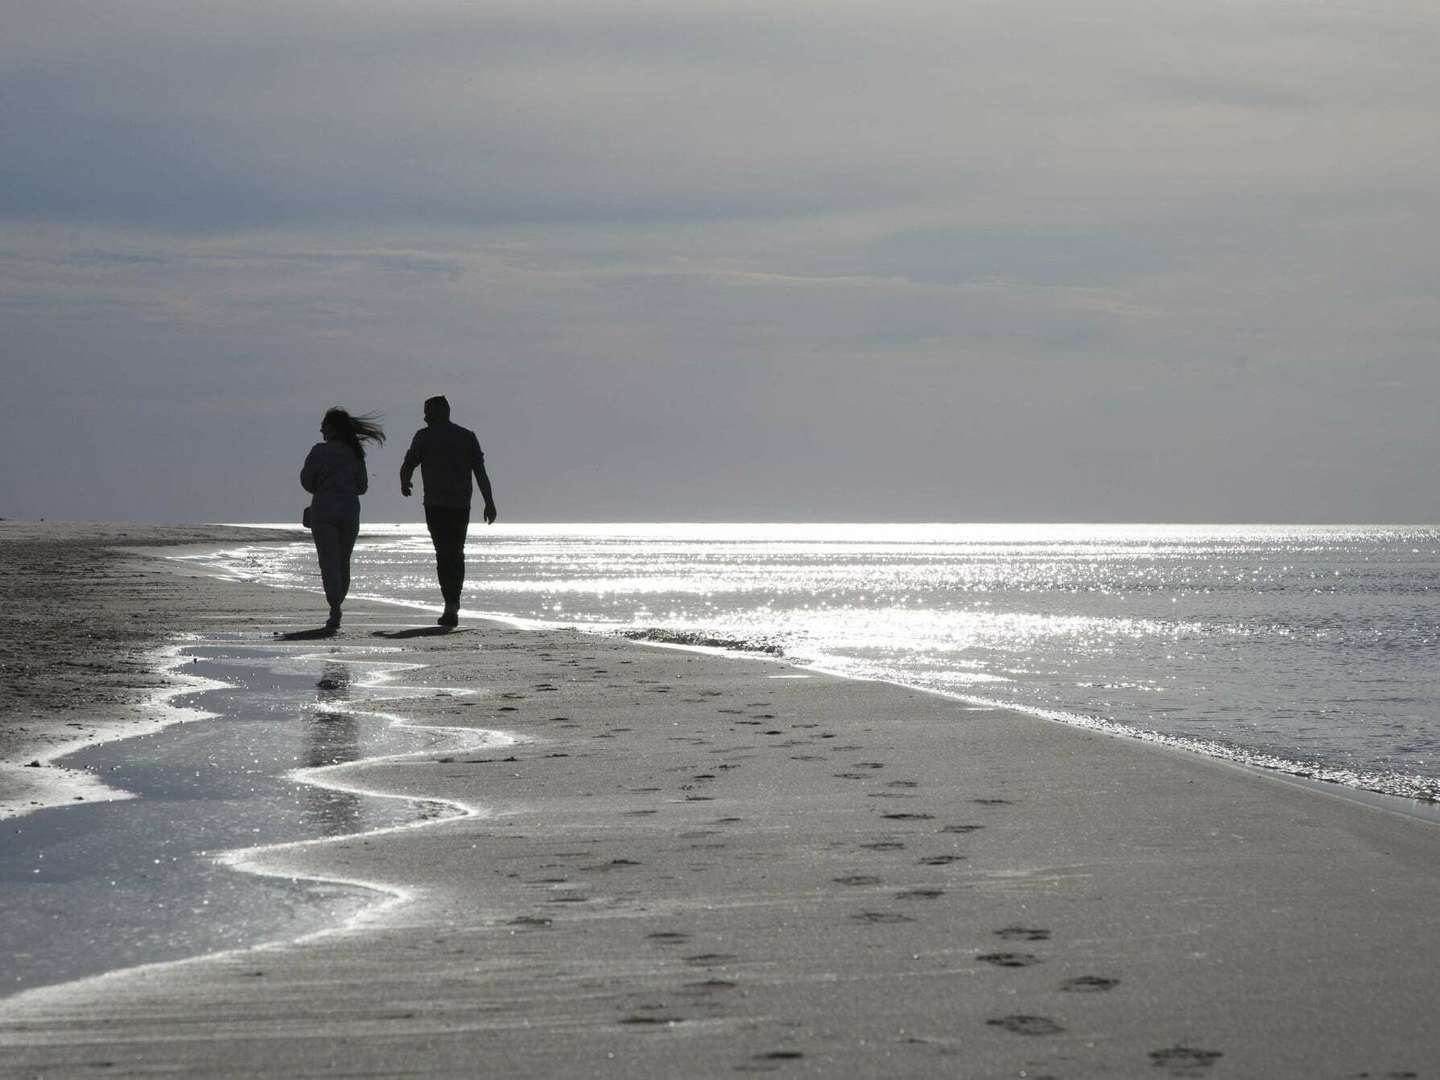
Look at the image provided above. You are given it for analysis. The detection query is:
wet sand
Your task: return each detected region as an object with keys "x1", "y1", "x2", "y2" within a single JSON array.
[{"x1": 2, "y1": 523, "x2": 1439, "y2": 1077}]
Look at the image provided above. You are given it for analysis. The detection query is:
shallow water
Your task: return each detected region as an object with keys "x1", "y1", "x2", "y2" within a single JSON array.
[
  {"x1": 206, "y1": 523, "x2": 1440, "y2": 804},
  {"x1": 0, "y1": 644, "x2": 460, "y2": 996}
]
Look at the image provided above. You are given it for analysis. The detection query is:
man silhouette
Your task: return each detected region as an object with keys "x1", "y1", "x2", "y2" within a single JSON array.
[{"x1": 400, "y1": 395, "x2": 498, "y2": 627}]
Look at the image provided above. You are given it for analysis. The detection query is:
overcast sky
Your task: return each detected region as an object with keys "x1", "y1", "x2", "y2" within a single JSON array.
[{"x1": 4, "y1": 0, "x2": 1438, "y2": 523}]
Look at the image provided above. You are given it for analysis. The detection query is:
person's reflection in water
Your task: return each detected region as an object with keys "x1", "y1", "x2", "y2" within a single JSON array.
[{"x1": 303, "y1": 664, "x2": 362, "y2": 836}]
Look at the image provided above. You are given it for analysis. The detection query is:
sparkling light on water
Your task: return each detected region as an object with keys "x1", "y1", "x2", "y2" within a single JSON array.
[{"x1": 206, "y1": 523, "x2": 1440, "y2": 802}]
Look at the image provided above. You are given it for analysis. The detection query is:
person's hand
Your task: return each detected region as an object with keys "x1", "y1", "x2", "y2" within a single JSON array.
[
  {"x1": 483, "y1": 502, "x2": 497, "y2": 525},
  {"x1": 401, "y1": 482, "x2": 412, "y2": 497}
]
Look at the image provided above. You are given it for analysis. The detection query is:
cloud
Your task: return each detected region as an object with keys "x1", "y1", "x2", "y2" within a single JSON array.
[
  {"x1": 3, "y1": 1, "x2": 1440, "y2": 521},
  {"x1": 10, "y1": 1, "x2": 1432, "y2": 231}
]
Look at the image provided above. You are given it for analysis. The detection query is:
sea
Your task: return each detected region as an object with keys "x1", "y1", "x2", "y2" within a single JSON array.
[{"x1": 199, "y1": 523, "x2": 1440, "y2": 806}]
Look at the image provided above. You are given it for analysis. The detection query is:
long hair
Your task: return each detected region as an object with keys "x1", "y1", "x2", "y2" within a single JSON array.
[{"x1": 323, "y1": 407, "x2": 386, "y2": 461}]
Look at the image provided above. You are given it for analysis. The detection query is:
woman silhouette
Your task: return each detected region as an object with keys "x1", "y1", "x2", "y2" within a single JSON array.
[{"x1": 301, "y1": 408, "x2": 385, "y2": 630}]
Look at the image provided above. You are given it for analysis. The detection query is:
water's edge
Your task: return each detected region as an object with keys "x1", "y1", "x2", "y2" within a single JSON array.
[
  {"x1": 182, "y1": 539, "x2": 1440, "y2": 823},
  {"x1": 1, "y1": 639, "x2": 507, "y2": 998}
]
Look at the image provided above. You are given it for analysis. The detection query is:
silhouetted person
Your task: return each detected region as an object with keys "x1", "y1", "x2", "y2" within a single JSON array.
[
  {"x1": 301, "y1": 407, "x2": 385, "y2": 630},
  {"x1": 399, "y1": 395, "x2": 497, "y2": 627}
]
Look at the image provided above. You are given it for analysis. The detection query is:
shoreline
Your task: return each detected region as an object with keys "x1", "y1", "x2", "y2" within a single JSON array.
[
  {"x1": 4, "y1": 523, "x2": 1440, "y2": 1076},
  {"x1": 0, "y1": 522, "x2": 315, "y2": 819},
  {"x1": 1, "y1": 642, "x2": 472, "y2": 995},
  {"x1": 194, "y1": 524, "x2": 1440, "y2": 817},
  {"x1": 179, "y1": 529, "x2": 1440, "y2": 827}
]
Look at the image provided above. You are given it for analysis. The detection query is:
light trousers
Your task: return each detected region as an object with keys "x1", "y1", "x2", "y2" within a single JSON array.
[{"x1": 311, "y1": 516, "x2": 360, "y2": 609}]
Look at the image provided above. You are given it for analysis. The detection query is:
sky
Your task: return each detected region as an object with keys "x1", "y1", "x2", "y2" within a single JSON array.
[{"x1": 3, "y1": 0, "x2": 1438, "y2": 523}]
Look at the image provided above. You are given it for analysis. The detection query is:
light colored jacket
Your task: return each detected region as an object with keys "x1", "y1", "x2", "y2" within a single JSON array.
[{"x1": 301, "y1": 441, "x2": 368, "y2": 524}]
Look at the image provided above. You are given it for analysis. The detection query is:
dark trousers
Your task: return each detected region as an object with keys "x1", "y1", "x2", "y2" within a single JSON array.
[
  {"x1": 311, "y1": 517, "x2": 360, "y2": 609},
  {"x1": 424, "y1": 506, "x2": 471, "y2": 608}
]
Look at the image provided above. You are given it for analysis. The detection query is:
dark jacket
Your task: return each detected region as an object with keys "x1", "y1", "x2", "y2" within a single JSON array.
[{"x1": 401, "y1": 420, "x2": 486, "y2": 509}]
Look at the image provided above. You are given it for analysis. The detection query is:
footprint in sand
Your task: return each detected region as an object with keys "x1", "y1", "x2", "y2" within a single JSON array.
[
  {"x1": 619, "y1": 1014, "x2": 683, "y2": 1026},
  {"x1": 918, "y1": 855, "x2": 965, "y2": 866},
  {"x1": 647, "y1": 932, "x2": 691, "y2": 944},
  {"x1": 1149, "y1": 1046, "x2": 1223, "y2": 1076},
  {"x1": 894, "y1": 888, "x2": 944, "y2": 900},
  {"x1": 506, "y1": 915, "x2": 554, "y2": 928},
  {"x1": 941, "y1": 824, "x2": 985, "y2": 834},
  {"x1": 973, "y1": 798, "x2": 1013, "y2": 806},
  {"x1": 860, "y1": 840, "x2": 906, "y2": 851},
  {"x1": 977, "y1": 952, "x2": 1040, "y2": 968},
  {"x1": 852, "y1": 911, "x2": 915, "y2": 924},
  {"x1": 1061, "y1": 975, "x2": 1119, "y2": 992},
  {"x1": 986, "y1": 1015, "x2": 1064, "y2": 1036},
  {"x1": 881, "y1": 812, "x2": 934, "y2": 821},
  {"x1": 835, "y1": 772, "x2": 871, "y2": 780},
  {"x1": 684, "y1": 953, "x2": 738, "y2": 967},
  {"x1": 682, "y1": 979, "x2": 737, "y2": 993},
  {"x1": 996, "y1": 926, "x2": 1051, "y2": 942},
  {"x1": 833, "y1": 874, "x2": 883, "y2": 886}
]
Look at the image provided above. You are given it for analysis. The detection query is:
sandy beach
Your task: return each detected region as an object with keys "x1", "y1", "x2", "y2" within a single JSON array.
[{"x1": 2, "y1": 523, "x2": 1439, "y2": 1078}]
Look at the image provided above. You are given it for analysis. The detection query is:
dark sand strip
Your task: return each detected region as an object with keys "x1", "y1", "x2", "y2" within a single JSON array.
[{"x1": 2, "y1": 524, "x2": 1438, "y2": 1078}]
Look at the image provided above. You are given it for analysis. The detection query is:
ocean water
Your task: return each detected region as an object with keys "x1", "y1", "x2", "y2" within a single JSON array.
[{"x1": 203, "y1": 523, "x2": 1440, "y2": 804}]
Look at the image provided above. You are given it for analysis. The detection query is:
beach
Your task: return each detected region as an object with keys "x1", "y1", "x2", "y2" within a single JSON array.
[{"x1": 2, "y1": 523, "x2": 1439, "y2": 1077}]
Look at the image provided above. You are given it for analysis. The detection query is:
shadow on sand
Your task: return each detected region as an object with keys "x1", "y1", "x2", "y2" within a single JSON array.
[
  {"x1": 274, "y1": 627, "x2": 338, "y2": 641},
  {"x1": 370, "y1": 626, "x2": 469, "y2": 640}
]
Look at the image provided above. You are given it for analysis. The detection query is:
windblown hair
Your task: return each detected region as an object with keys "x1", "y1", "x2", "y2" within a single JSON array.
[{"x1": 323, "y1": 407, "x2": 386, "y2": 461}]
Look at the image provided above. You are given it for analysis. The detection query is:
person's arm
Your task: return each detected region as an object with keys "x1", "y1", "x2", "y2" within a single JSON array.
[
  {"x1": 300, "y1": 445, "x2": 322, "y2": 493},
  {"x1": 399, "y1": 431, "x2": 423, "y2": 497},
  {"x1": 355, "y1": 455, "x2": 369, "y2": 497},
  {"x1": 471, "y1": 434, "x2": 497, "y2": 524}
]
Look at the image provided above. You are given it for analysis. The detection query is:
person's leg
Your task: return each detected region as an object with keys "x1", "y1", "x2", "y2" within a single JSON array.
[
  {"x1": 425, "y1": 507, "x2": 470, "y2": 622},
  {"x1": 335, "y1": 518, "x2": 360, "y2": 606},
  {"x1": 311, "y1": 523, "x2": 343, "y2": 625},
  {"x1": 445, "y1": 510, "x2": 470, "y2": 606},
  {"x1": 424, "y1": 507, "x2": 451, "y2": 605}
]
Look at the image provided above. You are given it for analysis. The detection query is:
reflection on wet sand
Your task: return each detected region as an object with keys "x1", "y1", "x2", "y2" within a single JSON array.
[{"x1": 303, "y1": 664, "x2": 362, "y2": 835}]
